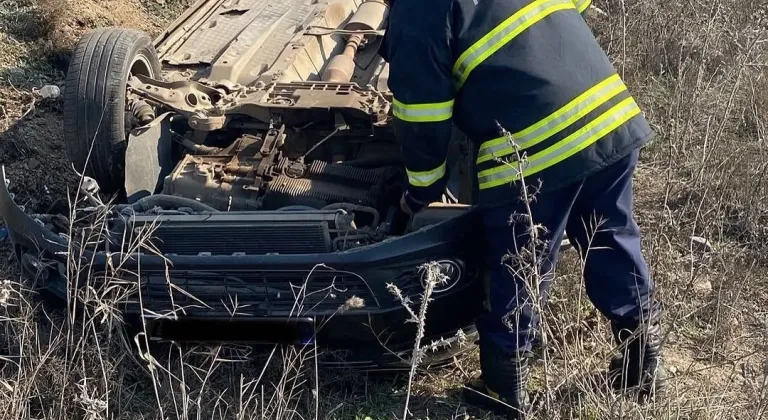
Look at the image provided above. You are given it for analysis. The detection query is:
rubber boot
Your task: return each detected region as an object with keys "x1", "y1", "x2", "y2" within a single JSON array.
[
  {"x1": 463, "y1": 342, "x2": 531, "y2": 419},
  {"x1": 608, "y1": 320, "x2": 667, "y2": 400}
]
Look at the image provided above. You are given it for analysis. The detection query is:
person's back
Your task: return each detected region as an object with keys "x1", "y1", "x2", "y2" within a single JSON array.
[
  {"x1": 385, "y1": 0, "x2": 654, "y2": 206},
  {"x1": 383, "y1": 1, "x2": 666, "y2": 418}
]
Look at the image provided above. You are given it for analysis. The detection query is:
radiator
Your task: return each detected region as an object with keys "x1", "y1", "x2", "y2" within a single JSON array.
[{"x1": 121, "y1": 210, "x2": 345, "y2": 255}]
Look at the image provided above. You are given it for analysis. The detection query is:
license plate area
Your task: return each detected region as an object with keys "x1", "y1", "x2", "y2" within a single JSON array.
[{"x1": 145, "y1": 316, "x2": 316, "y2": 345}]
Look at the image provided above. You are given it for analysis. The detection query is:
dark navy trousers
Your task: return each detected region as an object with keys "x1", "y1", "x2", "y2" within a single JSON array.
[{"x1": 476, "y1": 149, "x2": 658, "y2": 355}]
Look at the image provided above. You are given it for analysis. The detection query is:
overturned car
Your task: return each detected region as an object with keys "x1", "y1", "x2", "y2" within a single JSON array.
[{"x1": 0, "y1": 0, "x2": 489, "y2": 368}]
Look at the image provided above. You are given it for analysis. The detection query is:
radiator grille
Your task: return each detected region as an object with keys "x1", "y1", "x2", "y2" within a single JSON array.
[
  {"x1": 140, "y1": 223, "x2": 330, "y2": 255},
  {"x1": 122, "y1": 212, "x2": 338, "y2": 256},
  {"x1": 128, "y1": 268, "x2": 378, "y2": 317}
]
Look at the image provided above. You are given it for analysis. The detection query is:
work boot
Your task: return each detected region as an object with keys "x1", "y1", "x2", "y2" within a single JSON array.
[
  {"x1": 463, "y1": 342, "x2": 531, "y2": 419},
  {"x1": 608, "y1": 320, "x2": 667, "y2": 400}
]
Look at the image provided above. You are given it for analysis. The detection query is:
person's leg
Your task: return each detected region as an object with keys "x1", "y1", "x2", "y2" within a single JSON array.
[
  {"x1": 476, "y1": 198, "x2": 575, "y2": 355},
  {"x1": 565, "y1": 149, "x2": 665, "y2": 397},
  {"x1": 465, "y1": 183, "x2": 581, "y2": 417}
]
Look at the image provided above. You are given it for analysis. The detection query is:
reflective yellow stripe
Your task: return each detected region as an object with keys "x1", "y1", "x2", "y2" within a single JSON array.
[
  {"x1": 407, "y1": 161, "x2": 447, "y2": 187},
  {"x1": 477, "y1": 74, "x2": 627, "y2": 164},
  {"x1": 573, "y1": 0, "x2": 591, "y2": 13},
  {"x1": 393, "y1": 98, "x2": 454, "y2": 123},
  {"x1": 478, "y1": 96, "x2": 641, "y2": 189},
  {"x1": 453, "y1": 0, "x2": 575, "y2": 88}
]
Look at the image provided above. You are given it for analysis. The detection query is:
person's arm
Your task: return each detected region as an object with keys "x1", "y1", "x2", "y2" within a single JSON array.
[
  {"x1": 573, "y1": 0, "x2": 591, "y2": 15},
  {"x1": 385, "y1": 3, "x2": 455, "y2": 213}
]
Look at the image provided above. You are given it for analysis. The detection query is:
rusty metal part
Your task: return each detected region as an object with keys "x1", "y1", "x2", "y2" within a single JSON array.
[
  {"x1": 189, "y1": 112, "x2": 227, "y2": 131},
  {"x1": 345, "y1": 0, "x2": 389, "y2": 40},
  {"x1": 232, "y1": 82, "x2": 390, "y2": 125},
  {"x1": 209, "y1": 79, "x2": 246, "y2": 93},
  {"x1": 322, "y1": 34, "x2": 362, "y2": 82},
  {"x1": 176, "y1": 136, "x2": 224, "y2": 154},
  {"x1": 127, "y1": 74, "x2": 229, "y2": 114},
  {"x1": 163, "y1": 154, "x2": 264, "y2": 210},
  {"x1": 161, "y1": 155, "x2": 256, "y2": 210},
  {"x1": 162, "y1": 122, "x2": 400, "y2": 213},
  {"x1": 128, "y1": 73, "x2": 390, "y2": 128},
  {"x1": 321, "y1": 0, "x2": 388, "y2": 83},
  {"x1": 162, "y1": 128, "x2": 285, "y2": 210}
]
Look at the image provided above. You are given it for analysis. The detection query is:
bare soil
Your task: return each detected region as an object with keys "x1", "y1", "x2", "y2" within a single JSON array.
[{"x1": 0, "y1": 0, "x2": 187, "y2": 213}]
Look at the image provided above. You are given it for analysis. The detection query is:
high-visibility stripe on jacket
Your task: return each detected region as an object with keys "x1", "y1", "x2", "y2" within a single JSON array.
[
  {"x1": 384, "y1": 0, "x2": 653, "y2": 209},
  {"x1": 572, "y1": 0, "x2": 591, "y2": 13}
]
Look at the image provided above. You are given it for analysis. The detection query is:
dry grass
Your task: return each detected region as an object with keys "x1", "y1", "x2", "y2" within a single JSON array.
[{"x1": 0, "y1": 0, "x2": 767, "y2": 418}]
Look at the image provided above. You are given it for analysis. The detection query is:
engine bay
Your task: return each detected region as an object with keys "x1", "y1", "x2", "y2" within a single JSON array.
[
  {"x1": 162, "y1": 125, "x2": 403, "y2": 213},
  {"x1": 108, "y1": 110, "x2": 468, "y2": 254},
  {"x1": 51, "y1": 0, "x2": 474, "y2": 255}
]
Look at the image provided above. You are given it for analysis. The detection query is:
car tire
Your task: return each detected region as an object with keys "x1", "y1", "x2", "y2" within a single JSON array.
[{"x1": 63, "y1": 27, "x2": 162, "y2": 195}]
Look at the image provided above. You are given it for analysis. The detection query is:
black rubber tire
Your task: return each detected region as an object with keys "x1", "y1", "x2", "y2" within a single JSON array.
[{"x1": 63, "y1": 27, "x2": 161, "y2": 194}]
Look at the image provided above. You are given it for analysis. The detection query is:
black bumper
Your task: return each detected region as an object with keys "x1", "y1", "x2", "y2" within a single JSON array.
[{"x1": 0, "y1": 167, "x2": 486, "y2": 368}]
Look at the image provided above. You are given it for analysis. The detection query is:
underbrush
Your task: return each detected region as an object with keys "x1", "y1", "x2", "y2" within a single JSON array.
[{"x1": 0, "y1": 0, "x2": 766, "y2": 418}]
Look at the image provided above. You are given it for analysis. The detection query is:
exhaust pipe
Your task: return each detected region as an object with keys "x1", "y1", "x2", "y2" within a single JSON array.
[{"x1": 321, "y1": 0, "x2": 389, "y2": 83}]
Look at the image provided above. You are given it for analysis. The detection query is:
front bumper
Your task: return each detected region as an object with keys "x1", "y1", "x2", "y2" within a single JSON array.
[{"x1": 0, "y1": 167, "x2": 486, "y2": 368}]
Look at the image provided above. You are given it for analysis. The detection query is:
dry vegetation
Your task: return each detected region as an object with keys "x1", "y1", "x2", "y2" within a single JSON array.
[{"x1": 1, "y1": 0, "x2": 767, "y2": 418}]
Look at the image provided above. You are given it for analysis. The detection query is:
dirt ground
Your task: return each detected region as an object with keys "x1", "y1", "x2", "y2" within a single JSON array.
[
  {"x1": 0, "y1": 0, "x2": 184, "y2": 214},
  {"x1": 1, "y1": 0, "x2": 768, "y2": 419}
]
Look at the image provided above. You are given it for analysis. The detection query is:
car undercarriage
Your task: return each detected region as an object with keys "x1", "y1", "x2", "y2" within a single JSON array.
[{"x1": 105, "y1": 0, "x2": 477, "y2": 252}]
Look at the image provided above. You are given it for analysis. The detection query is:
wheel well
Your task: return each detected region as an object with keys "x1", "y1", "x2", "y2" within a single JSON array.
[{"x1": 130, "y1": 56, "x2": 154, "y2": 78}]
